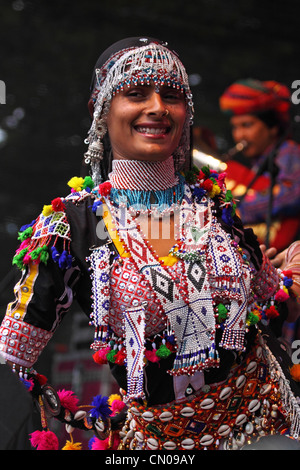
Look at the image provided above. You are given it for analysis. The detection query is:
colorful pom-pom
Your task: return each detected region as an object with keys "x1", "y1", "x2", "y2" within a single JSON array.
[
  {"x1": 193, "y1": 186, "x2": 206, "y2": 201},
  {"x1": 275, "y1": 288, "x2": 290, "y2": 302},
  {"x1": 89, "y1": 434, "x2": 120, "y2": 450},
  {"x1": 89, "y1": 395, "x2": 112, "y2": 421},
  {"x1": 17, "y1": 226, "x2": 33, "y2": 242},
  {"x1": 30, "y1": 430, "x2": 59, "y2": 450},
  {"x1": 20, "y1": 377, "x2": 34, "y2": 391},
  {"x1": 57, "y1": 389, "x2": 79, "y2": 414},
  {"x1": 283, "y1": 276, "x2": 293, "y2": 288},
  {"x1": 93, "y1": 346, "x2": 110, "y2": 365},
  {"x1": 247, "y1": 310, "x2": 261, "y2": 325},
  {"x1": 114, "y1": 349, "x2": 126, "y2": 365},
  {"x1": 217, "y1": 303, "x2": 228, "y2": 321},
  {"x1": 106, "y1": 348, "x2": 118, "y2": 363},
  {"x1": 35, "y1": 373, "x2": 48, "y2": 385},
  {"x1": 108, "y1": 394, "x2": 122, "y2": 405},
  {"x1": 209, "y1": 183, "x2": 221, "y2": 198},
  {"x1": 265, "y1": 305, "x2": 280, "y2": 319},
  {"x1": 51, "y1": 197, "x2": 65, "y2": 212},
  {"x1": 156, "y1": 343, "x2": 171, "y2": 358},
  {"x1": 98, "y1": 181, "x2": 112, "y2": 196},
  {"x1": 62, "y1": 439, "x2": 82, "y2": 450},
  {"x1": 92, "y1": 199, "x2": 103, "y2": 213},
  {"x1": 145, "y1": 349, "x2": 160, "y2": 363},
  {"x1": 68, "y1": 176, "x2": 85, "y2": 192},
  {"x1": 42, "y1": 205, "x2": 53, "y2": 217},
  {"x1": 110, "y1": 399, "x2": 126, "y2": 416},
  {"x1": 82, "y1": 176, "x2": 95, "y2": 191},
  {"x1": 89, "y1": 436, "x2": 109, "y2": 450}
]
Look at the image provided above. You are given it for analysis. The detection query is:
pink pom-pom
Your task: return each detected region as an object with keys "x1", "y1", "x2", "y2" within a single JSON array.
[
  {"x1": 16, "y1": 240, "x2": 30, "y2": 253},
  {"x1": 111, "y1": 399, "x2": 126, "y2": 416},
  {"x1": 274, "y1": 289, "x2": 289, "y2": 302},
  {"x1": 91, "y1": 437, "x2": 110, "y2": 450},
  {"x1": 145, "y1": 349, "x2": 160, "y2": 363},
  {"x1": 91, "y1": 434, "x2": 121, "y2": 450},
  {"x1": 57, "y1": 389, "x2": 79, "y2": 414},
  {"x1": 23, "y1": 252, "x2": 32, "y2": 264},
  {"x1": 30, "y1": 430, "x2": 59, "y2": 450}
]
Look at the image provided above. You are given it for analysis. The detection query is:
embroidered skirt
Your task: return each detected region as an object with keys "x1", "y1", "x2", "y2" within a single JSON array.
[{"x1": 118, "y1": 338, "x2": 291, "y2": 450}]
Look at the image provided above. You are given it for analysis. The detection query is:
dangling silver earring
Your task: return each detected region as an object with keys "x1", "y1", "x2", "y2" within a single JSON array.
[{"x1": 84, "y1": 101, "x2": 109, "y2": 185}]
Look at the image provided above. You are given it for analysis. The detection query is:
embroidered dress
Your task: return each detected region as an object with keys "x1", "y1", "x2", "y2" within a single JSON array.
[{"x1": 0, "y1": 166, "x2": 299, "y2": 450}]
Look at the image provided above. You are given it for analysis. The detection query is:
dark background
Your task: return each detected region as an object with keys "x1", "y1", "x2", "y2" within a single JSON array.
[{"x1": 0, "y1": 0, "x2": 300, "y2": 307}]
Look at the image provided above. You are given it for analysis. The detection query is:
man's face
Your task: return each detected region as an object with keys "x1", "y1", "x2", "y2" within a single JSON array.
[{"x1": 230, "y1": 114, "x2": 278, "y2": 160}]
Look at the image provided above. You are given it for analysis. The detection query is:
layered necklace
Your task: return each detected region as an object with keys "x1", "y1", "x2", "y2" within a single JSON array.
[{"x1": 108, "y1": 156, "x2": 185, "y2": 214}]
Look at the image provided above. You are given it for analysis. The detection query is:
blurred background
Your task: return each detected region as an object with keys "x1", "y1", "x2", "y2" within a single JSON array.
[{"x1": 0, "y1": 0, "x2": 300, "y2": 447}]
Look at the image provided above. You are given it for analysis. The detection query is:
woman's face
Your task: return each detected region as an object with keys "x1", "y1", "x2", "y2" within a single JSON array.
[{"x1": 106, "y1": 82, "x2": 187, "y2": 162}]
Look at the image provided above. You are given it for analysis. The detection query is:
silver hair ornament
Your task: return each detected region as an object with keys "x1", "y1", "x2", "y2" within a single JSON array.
[{"x1": 84, "y1": 43, "x2": 194, "y2": 183}]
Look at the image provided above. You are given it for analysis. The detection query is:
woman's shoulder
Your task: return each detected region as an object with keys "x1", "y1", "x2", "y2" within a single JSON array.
[{"x1": 12, "y1": 176, "x2": 98, "y2": 271}]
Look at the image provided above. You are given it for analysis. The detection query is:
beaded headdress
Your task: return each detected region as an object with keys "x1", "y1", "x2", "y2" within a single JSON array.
[{"x1": 84, "y1": 37, "x2": 194, "y2": 184}]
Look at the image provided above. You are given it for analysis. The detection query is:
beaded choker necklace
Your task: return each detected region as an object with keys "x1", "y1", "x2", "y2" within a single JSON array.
[{"x1": 108, "y1": 156, "x2": 185, "y2": 211}]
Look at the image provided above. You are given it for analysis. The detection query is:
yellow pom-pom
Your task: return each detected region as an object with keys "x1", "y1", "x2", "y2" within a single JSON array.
[
  {"x1": 42, "y1": 204, "x2": 53, "y2": 216},
  {"x1": 108, "y1": 393, "x2": 122, "y2": 405},
  {"x1": 67, "y1": 176, "x2": 85, "y2": 192},
  {"x1": 62, "y1": 439, "x2": 82, "y2": 450},
  {"x1": 209, "y1": 184, "x2": 221, "y2": 198}
]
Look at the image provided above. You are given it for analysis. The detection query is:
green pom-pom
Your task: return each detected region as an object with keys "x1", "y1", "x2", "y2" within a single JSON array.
[
  {"x1": 12, "y1": 248, "x2": 29, "y2": 270},
  {"x1": 224, "y1": 189, "x2": 233, "y2": 203},
  {"x1": 156, "y1": 343, "x2": 171, "y2": 358},
  {"x1": 247, "y1": 311, "x2": 260, "y2": 325},
  {"x1": 30, "y1": 246, "x2": 43, "y2": 260},
  {"x1": 83, "y1": 176, "x2": 95, "y2": 190},
  {"x1": 217, "y1": 303, "x2": 228, "y2": 321},
  {"x1": 106, "y1": 349, "x2": 118, "y2": 363},
  {"x1": 39, "y1": 245, "x2": 49, "y2": 265},
  {"x1": 201, "y1": 165, "x2": 211, "y2": 177},
  {"x1": 17, "y1": 227, "x2": 33, "y2": 242}
]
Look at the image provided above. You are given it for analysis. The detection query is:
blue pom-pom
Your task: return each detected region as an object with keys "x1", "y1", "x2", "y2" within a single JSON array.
[
  {"x1": 92, "y1": 200, "x2": 103, "y2": 214},
  {"x1": 88, "y1": 436, "x2": 97, "y2": 450},
  {"x1": 51, "y1": 246, "x2": 60, "y2": 261},
  {"x1": 222, "y1": 207, "x2": 234, "y2": 226},
  {"x1": 20, "y1": 220, "x2": 36, "y2": 232},
  {"x1": 165, "y1": 334, "x2": 176, "y2": 344},
  {"x1": 193, "y1": 186, "x2": 206, "y2": 201},
  {"x1": 89, "y1": 394, "x2": 112, "y2": 420},
  {"x1": 67, "y1": 254, "x2": 73, "y2": 269},
  {"x1": 58, "y1": 250, "x2": 68, "y2": 269},
  {"x1": 283, "y1": 276, "x2": 293, "y2": 288}
]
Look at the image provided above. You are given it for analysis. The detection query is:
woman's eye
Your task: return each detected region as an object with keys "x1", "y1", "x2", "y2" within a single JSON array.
[
  {"x1": 126, "y1": 89, "x2": 144, "y2": 98},
  {"x1": 163, "y1": 91, "x2": 183, "y2": 101}
]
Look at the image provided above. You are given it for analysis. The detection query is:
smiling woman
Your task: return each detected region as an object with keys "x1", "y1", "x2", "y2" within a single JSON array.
[
  {"x1": 1, "y1": 36, "x2": 300, "y2": 451},
  {"x1": 106, "y1": 84, "x2": 186, "y2": 162}
]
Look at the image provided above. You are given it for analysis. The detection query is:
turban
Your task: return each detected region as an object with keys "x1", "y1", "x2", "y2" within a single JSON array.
[{"x1": 219, "y1": 78, "x2": 290, "y2": 122}]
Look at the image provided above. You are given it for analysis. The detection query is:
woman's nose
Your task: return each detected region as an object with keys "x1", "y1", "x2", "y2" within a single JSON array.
[{"x1": 146, "y1": 91, "x2": 167, "y2": 116}]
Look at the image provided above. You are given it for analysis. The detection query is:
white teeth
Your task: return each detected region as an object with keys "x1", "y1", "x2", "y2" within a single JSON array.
[{"x1": 136, "y1": 127, "x2": 167, "y2": 135}]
